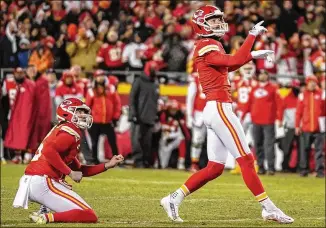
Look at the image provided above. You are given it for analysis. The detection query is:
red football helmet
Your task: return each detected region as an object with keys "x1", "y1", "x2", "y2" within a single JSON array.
[
  {"x1": 191, "y1": 5, "x2": 228, "y2": 37},
  {"x1": 93, "y1": 69, "x2": 106, "y2": 78},
  {"x1": 57, "y1": 97, "x2": 93, "y2": 129},
  {"x1": 108, "y1": 75, "x2": 119, "y2": 86},
  {"x1": 166, "y1": 99, "x2": 180, "y2": 110}
]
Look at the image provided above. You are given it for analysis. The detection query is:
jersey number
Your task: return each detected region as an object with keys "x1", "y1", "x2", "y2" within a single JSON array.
[
  {"x1": 31, "y1": 127, "x2": 57, "y2": 162},
  {"x1": 238, "y1": 87, "x2": 249, "y2": 103},
  {"x1": 109, "y1": 48, "x2": 122, "y2": 61}
]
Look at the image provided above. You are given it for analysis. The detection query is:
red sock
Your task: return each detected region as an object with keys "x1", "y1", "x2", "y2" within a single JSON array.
[
  {"x1": 184, "y1": 161, "x2": 224, "y2": 194},
  {"x1": 48, "y1": 209, "x2": 97, "y2": 223},
  {"x1": 237, "y1": 153, "x2": 265, "y2": 197},
  {"x1": 178, "y1": 139, "x2": 186, "y2": 159}
]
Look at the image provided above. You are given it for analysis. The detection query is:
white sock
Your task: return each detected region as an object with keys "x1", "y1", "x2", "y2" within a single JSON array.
[
  {"x1": 170, "y1": 188, "x2": 186, "y2": 205},
  {"x1": 260, "y1": 197, "x2": 277, "y2": 211}
]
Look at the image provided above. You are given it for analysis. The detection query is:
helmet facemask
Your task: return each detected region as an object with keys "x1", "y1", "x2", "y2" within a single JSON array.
[
  {"x1": 204, "y1": 14, "x2": 229, "y2": 37},
  {"x1": 70, "y1": 106, "x2": 93, "y2": 129}
]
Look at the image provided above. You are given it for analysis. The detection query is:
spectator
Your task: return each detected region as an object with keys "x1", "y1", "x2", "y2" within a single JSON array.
[
  {"x1": 277, "y1": 80, "x2": 301, "y2": 172},
  {"x1": 26, "y1": 64, "x2": 51, "y2": 153},
  {"x1": 66, "y1": 28, "x2": 102, "y2": 72},
  {"x1": 295, "y1": 75, "x2": 325, "y2": 178},
  {"x1": 277, "y1": 0, "x2": 300, "y2": 40},
  {"x1": 17, "y1": 38, "x2": 31, "y2": 68},
  {"x1": 254, "y1": 25, "x2": 283, "y2": 76},
  {"x1": 305, "y1": 34, "x2": 326, "y2": 76},
  {"x1": 70, "y1": 65, "x2": 90, "y2": 98},
  {"x1": 55, "y1": 70, "x2": 83, "y2": 107},
  {"x1": 122, "y1": 32, "x2": 147, "y2": 71},
  {"x1": 129, "y1": 61, "x2": 160, "y2": 168},
  {"x1": 53, "y1": 22, "x2": 71, "y2": 69},
  {"x1": 243, "y1": 70, "x2": 281, "y2": 175},
  {"x1": 86, "y1": 69, "x2": 121, "y2": 164},
  {"x1": 3, "y1": 67, "x2": 36, "y2": 164},
  {"x1": 44, "y1": 68, "x2": 58, "y2": 125},
  {"x1": 276, "y1": 41, "x2": 297, "y2": 86},
  {"x1": 28, "y1": 43, "x2": 54, "y2": 73},
  {"x1": 96, "y1": 30, "x2": 126, "y2": 72},
  {"x1": 162, "y1": 33, "x2": 189, "y2": 72},
  {"x1": 299, "y1": 5, "x2": 323, "y2": 36},
  {"x1": 0, "y1": 20, "x2": 18, "y2": 68}
]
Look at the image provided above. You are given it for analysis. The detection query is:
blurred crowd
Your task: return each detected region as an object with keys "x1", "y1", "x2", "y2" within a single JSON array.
[
  {"x1": 0, "y1": 0, "x2": 325, "y2": 80},
  {"x1": 0, "y1": 0, "x2": 325, "y2": 176}
]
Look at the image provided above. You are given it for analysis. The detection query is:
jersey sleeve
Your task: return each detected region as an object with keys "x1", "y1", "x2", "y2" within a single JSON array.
[
  {"x1": 42, "y1": 132, "x2": 74, "y2": 175},
  {"x1": 204, "y1": 34, "x2": 255, "y2": 67}
]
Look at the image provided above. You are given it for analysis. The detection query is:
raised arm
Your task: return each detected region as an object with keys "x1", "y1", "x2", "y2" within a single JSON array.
[{"x1": 204, "y1": 34, "x2": 256, "y2": 67}]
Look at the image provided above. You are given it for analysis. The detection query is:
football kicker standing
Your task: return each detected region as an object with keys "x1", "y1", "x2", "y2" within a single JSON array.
[{"x1": 160, "y1": 5, "x2": 294, "y2": 224}]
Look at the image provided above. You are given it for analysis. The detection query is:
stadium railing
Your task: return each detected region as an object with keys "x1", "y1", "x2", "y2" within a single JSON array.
[{"x1": 0, "y1": 68, "x2": 305, "y2": 84}]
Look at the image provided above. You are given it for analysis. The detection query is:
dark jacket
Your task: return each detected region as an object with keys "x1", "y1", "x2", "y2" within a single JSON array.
[
  {"x1": 277, "y1": 8, "x2": 300, "y2": 40},
  {"x1": 0, "y1": 35, "x2": 18, "y2": 68},
  {"x1": 129, "y1": 74, "x2": 159, "y2": 125}
]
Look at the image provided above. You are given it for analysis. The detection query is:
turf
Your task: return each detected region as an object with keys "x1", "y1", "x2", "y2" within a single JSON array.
[{"x1": 1, "y1": 164, "x2": 325, "y2": 227}]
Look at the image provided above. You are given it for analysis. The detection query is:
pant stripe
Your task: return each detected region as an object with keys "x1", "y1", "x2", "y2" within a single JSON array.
[
  {"x1": 217, "y1": 103, "x2": 247, "y2": 157},
  {"x1": 46, "y1": 178, "x2": 89, "y2": 210}
]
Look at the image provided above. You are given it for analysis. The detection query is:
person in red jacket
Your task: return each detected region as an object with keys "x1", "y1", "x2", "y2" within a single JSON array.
[
  {"x1": 25, "y1": 65, "x2": 52, "y2": 161},
  {"x1": 86, "y1": 69, "x2": 122, "y2": 164},
  {"x1": 70, "y1": 65, "x2": 91, "y2": 98},
  {"x1": 243, "y1": 70, "x2": 281, "y2": 175},
  {"x1": 55, "y1": 70, "x2": 84, "y2": 107},
  {"x1": 3, "y1": 67, "x2": 37, "y2": 164},
  {"x1": 295, "y1": 75, "x2": 325, "y2": 178}
]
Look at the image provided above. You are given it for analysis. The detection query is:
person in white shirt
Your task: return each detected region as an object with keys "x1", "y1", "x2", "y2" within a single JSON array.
[{"x1": 122, "y1": 32, "x2": 147, "y2": 71}]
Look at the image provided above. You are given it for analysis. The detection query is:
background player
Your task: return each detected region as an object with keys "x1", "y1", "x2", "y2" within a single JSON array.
[
  {"x1": 160, "y1": 5, "x2": 293, "y2": 224},
  {"x1": 13, "y1": 98, "x2": 124, "y2": 224},
  {"x1": 186, "y1": 70, "x2": 207, "y2": 172},
  {"x1": 230, "y1": 61, "x2": 258, "y2": 174}
]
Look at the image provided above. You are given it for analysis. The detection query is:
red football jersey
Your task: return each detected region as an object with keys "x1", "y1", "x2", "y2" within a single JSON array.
[
  {"x1": 2, "y1": 76, "x2": 17, "y2": 109},
  {"x1": 235, "y1": 79, "x2": 257, "y2": 113},
  {"x1": 193, "y1": 35, "x2": 254, "y2": 102},
  {"x1": 25, "y1": 122, "x2": 82, "y2": 180},
  {"x1": 97, "y1": 42, "x2": 126, "y2": 68}
]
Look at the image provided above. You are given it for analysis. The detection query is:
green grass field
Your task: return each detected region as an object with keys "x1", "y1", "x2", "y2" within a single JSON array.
[{"x1": 1, "y1": 164, "x2": 325, "y2": 227}]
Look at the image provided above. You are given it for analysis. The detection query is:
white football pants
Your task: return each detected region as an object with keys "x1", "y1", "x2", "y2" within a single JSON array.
[
  {"x1": 203, "y1": 101, "x2": 251, "y2": 164},
  {"x1": 15, "y1": 175, "x2": 91, "y2": 212}
]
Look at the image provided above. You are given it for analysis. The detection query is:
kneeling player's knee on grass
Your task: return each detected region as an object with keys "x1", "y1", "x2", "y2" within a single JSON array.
[
  {"x1": 86, "y1": 209, "x2": 98, "y2": 223},
  {"x1": 206, "y1": 161, "x2": 224, "y2": 180},
  {"x1": 76, "y1": 209, "x2": 98, "y2": 223}
]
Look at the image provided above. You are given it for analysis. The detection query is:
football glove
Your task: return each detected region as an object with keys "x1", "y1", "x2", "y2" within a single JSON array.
[
  {"x1": 251, "y1": 50, "x2": 274, "y2": 62},
  {"x1": 249, "y1": 21, "x2": 267, "y2": 36}
]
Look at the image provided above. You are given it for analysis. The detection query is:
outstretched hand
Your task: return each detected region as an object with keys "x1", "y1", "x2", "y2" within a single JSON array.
[
  {"x1": 251, "y1": 50, "x2": 274, "y2": 62},
  {"x1": 105, "y1": 155, "x2": 124, "y2": 169},
  {"x1": 249, "y1": 21, "x2": 268, "y2": 36}
]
